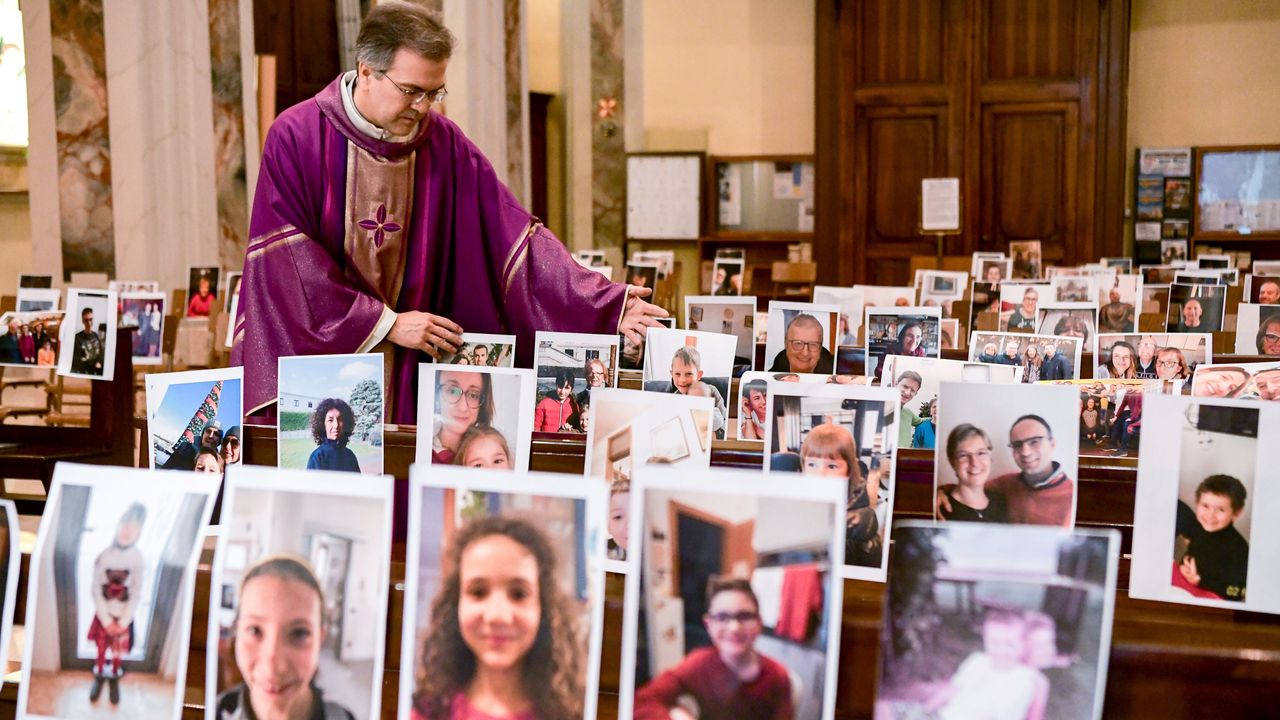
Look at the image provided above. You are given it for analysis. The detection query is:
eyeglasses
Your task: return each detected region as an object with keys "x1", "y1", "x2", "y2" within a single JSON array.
[
  {"x1": 1157, "y1": 360, "x2": 1182, "y2": 368},
  {"x1": 953, "y1": 449, "x2": 991, "y2": 464},
  {"x1": 1263, "y1": 333, "x2": 1280, "y2": 344},
  {"x1": 707, "y1": 611, "x2": 760, "y2": 625},
  {"x1": 440, "y1": 384, "x2": 483, "y2": 408},
  {"x1": 1009, "y1": 436, "x2": 1047, "y2": 452},
  {"x1": 378, "y1": 71, "x2": 448, "y2": 105},
  {"x1": 788, "y1": 340, "x2": 822, "y2": 353}
]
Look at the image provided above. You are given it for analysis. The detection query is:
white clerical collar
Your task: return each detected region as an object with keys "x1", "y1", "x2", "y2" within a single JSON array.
[{"x1": 340, "y1": 70, "x2": 416, "y2": 143}]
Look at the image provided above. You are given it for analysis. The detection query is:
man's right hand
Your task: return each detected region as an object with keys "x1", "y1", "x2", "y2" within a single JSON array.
[
  {"x1": 935, "y1": 486, "x2": 954, "y2": 519},
  {"x1": 387, "y1": 311, "x2": 464, "y2": 358}
]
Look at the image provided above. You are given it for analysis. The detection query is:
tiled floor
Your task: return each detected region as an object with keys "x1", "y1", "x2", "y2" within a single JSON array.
[{"x1": 25, "y1": 669, "x2": 180, "y2": 718}]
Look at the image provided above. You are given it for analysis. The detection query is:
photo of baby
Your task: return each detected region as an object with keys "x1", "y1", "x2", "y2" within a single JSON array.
[{"x1": 875, "y1": 522, "x2": 1119, "y2": 720}]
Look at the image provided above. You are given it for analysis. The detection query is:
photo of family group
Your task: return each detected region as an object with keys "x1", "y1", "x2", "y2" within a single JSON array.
[
  {"x1": 401, "y1": 468, "x2": 605, "y2": 720},
  {"x1": 1191, "y1": 361, "x2": 1280, "y2": 400},
  {"x1": 875, "y1": 522, "x2": 1118, "y2": 720},
  {"x1": 970, "y1": 332, "x2": 1082, "y2": 382},
  {"x1": 585, "y1": 388, "x2": 715, "y2": 567},
  {"x1": 620, "y1": 470, "x2": 845, "y2": 720},
  {"x1": 880, "y1": 356, "x2": 1021, "y2": 451},
  {"x1": 118, "y1": 293, "x2": 165, "y2": 365},
  {"x1": 642, "y1": 328, "x2": 736, "y2": 440},
  {"x1": 208, "y1": 467, "x2": 393, "y2": 720},
  {"x1": 865, "y1": 308, "x2": 942, "y2": 384},
  {"x1": 1038, "y1": 379, "x2": 1165, "y2": 458},
  {"x1": 435, "y1": 333, "x2": 516, "y2": 367},
  {"x1": 766, "y1": 302, "x2": 839, "y2": 375},
  {"x1": 415, "y1": 364, "x2": 536, "y2": 470},
  {"x1": 145, "y1": 368, "x2": 243, "y2": 474},
  {"x1": 58, "y1": 289, "x2": 118, "y2": 381},
  {"x1": 277, "y1": 353, "x2": 384, "y2": 475},
  {"x1": 20, "y1": 465, "x2": 217, "y2": 720},
  {"x1": 1094, "y1": 333, "x2": 1210, "y2": 381},
  {"x1": 0, "y1": 310, "x2": 63, "y2": 368},
  {"x1": 1234, "y1": 303, "x2": 1280, "y2": 356},
  {"x1": 1130, "y1": 396, "x2": 1280, "y2": 614},
  {"x1": 934, "y1": 382, "x2": 1080, "y2": 527},
  {"x1": 534, "y1": 332, "x2": 619, "y2": 435},
  {"x1": 762, "y1": 383, "x2": 898, "y2": 579},
  {"x1": 684, "y1": 296, "x2": 757, "y2": 375}
]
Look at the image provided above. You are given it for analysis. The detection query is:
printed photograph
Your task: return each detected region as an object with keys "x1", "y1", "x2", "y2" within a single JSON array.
[
  {"x1": 620, "y1": 470, "x2": 845, "y2": 720},
  {"x1": 20, "y1": 465, "x2": 217, "y2": 720},
  {"x1": 813, "y1": 286, "x2": 864, "y2": 346},
  {"x1": 277, "y1": 353, "x2": 385, "y2": 474},
  {"x1": 18, "y1": 274, "x2": 54, "y2": 289},
  {"x1": 1010, "y1": 240, "x2": 1043, "y2": 280},
  {"x1": 684, "y1": 295, "x2": 758, "y2": 374},
  {"x1": 880, "y1": 355, "x2": 1022, "y2": 451},
  {"x1": 0, "y1": 310, "x2": 63, "y2": 369},
  {"x1": 1160, "y1": 239, "x2": 1188, "y2": 264},
  {"x1": 939, "y1": 319, "x2": 960, "y2": 350},
  {"x1": 855, "y1": 284, "x2": 916, "y2": 310},
  {"x1": 875, "y1": 522, "x2": 1118, "y2": 720},
  {"x1": 208, "y1": 467, "x2": 393, "y2": 720},
  {"x1": 642, "y1": 328, "x2": 737, "y2": 440},
  {"x1": 57, "y1": 289, "x2": 118, "y2": 381},
  {"x1": 415, "y1": 364, "x2": 536, "y2": 470},
  {"x1": 1040, "y1": 378, "x2": 1164, "y2": 458},
  {"x1": 1234, "y1": 304, "x2": 1280, "y2": 356},
  {"x1": 864, "y1": 308, "x2": 942, "y2": 384},
  {"x1": 1191, "y1": 362, "x2": 1280, "y2": 400},
  {"x1": 584, "y1": 388, "x2": 715, "y2": 567},
  {"x1": 400, "y1": 468, "x2": 606, "y2": 720},
  {"x1": 1140, "y1": 284, "x2": 1170, "y2": 319},
  {"x1": 969, "y1": 282, "x2": 1001, "y2": 333},
  {"x1": 711, "y1": 258, "x2": 744, "y2": 296},
  {"x1": 970, "y1": 332, "x2": 1082, "y2": 382},
  {"x1": 146, "y1": 368, "x2": 244, "y2": 474},
  {"x1": 1130, "y1": 396, "x2": 1279, "y2": 613},
  {"x1": 0, "y1": 500, "x2": 20, "y2": 693},
  {"x1": 534, "y1": 332, "x2": 620, "y2": 435},
  {"x1": 766, "y1": 302, "x2": 839, "y2": 375},
  {"x1": 1050, "y1": 276, "x2": 1095, "y2": 303},
  {"x1": 186, "y1": 267, "x2": 220, "y2": 318},
  {"x1": 619, "y1": 317, "x2": 675, "y2": 371},
  {"x1": 222, "y1": 271, "x2": 242, "y2": 315},
  {"x1": 978, "y1": 257, "x2": 1012, "y2": 285},
  {"x1": 934, "y1": 382, "x2": 1080, "y2": 527},
  {"x1": 119, "y1": 292, "x2": 166, "y2": 365},
  {"x1": 1245, "y1": 274, "x2": 1280, "y2": 305},
  {"x1": 998, "y1": 283, "x2": 1049, "y2": 333},
  {"x1": 1166, "y1": 283, "x2": 1227, "y2": 333},
  {"x1": 1035, "y1": 303, "x2": 1097, "y2": 346},
  {"x1": 918, "y1": 271, "x2": 968, "y2": 318},
  {"x1": 735, "y1": 372, "x2": 845, "y2": 442},
  {"x1": 1094, "y1": 333, "x2": 1210, "y2": 381},
  {"x1": 762, "y1": 383, "x2": 898, "y2": 579},
  {"x1": 626, "y1": 262, "x2": 660, "y2": 292},
  {"x1": 1141, "y1": 265, "x2": 1178, "y2": 284},
  {"x1": 1095, "y1": 275, "x2": 1141, "y2": 334},
  {"x1": 15, "y1": 287, "x2": 59, "y2": 313},
  {"x1": 436, "y1": 332, "x2": 516, "y2": 368}
]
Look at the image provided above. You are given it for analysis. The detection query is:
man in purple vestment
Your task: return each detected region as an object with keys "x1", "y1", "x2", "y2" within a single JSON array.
[{"x1": 231, "y1": 2, "x2": 665, "y2": 424}]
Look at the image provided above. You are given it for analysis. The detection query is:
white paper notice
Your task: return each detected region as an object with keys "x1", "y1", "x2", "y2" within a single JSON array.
[
  {"x1": 718, "y1": 163, "x2": 742, "y2": 226},
  {"x1": 921, "y1": 178, "x2": 960, "y2": 232}
]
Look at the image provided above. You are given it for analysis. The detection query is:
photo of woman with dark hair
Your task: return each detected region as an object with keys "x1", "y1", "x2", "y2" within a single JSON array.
[
  {"x1": 1257, "y1": 312, "x2": 1280, "y2": 356},
  {"x1": 306, "y1": 398, "x2": 361, "y2": 473},
  {"x1": 411, "y1": 515, "x2": 583, "y2": 720},
  {"x1": 433, "y1": 371, "x2": 495, "y2": 464},
  {"x1": 215, "y1": 556, "x2": 357, "y2": 720}
]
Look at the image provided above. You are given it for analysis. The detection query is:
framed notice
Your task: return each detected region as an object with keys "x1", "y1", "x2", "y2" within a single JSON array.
[
  {"x1": 1194, "y1": 145, "x2": 1280, "y2": 241},
  {"x1": 920, "y1": 178, "x2": 960, "y2": 233},
  {"x1": 626, "y1": 152, "x2": 704, "y2": 240}
]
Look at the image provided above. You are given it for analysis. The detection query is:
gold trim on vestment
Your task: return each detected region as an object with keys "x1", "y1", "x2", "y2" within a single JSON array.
[
  {"x1": 343, "y1": 142, "x2": 414, "y2": 306},
  {"x1": 502, "y1": 221, "x2": 536, "y2": 296},
  {"x1": 245, "y1": 231, "x2": 309, "y2": 263}
]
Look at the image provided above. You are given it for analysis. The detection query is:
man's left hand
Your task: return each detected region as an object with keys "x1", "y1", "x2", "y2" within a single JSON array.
[{"x1": 618, "y1": 286, "x2": 668, "y2": 345}]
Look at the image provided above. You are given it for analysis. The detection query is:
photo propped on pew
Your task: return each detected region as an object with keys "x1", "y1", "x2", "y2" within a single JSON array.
[
  {"x1": 684, "y1": 295, "x2": 758, "y2": 375},
  {"x1": 642, "y1": 328, "x2": 737, "y2": 440},
  {"x1": 277, "y1": 353, "x2": 384, "y2": 475},
  {"x1": 1035, "y1": 302, "x2": 1097, "y2": 347},
  {"x1": 145, "y1": 367, "x2": 244, "y2": 473},
  {"x1": 880, "y1": 355, "x2": 1022, "y2": 451},
  {"x1": 864, "y1": 306, "x2": 943, "y2": 384},
  {"x1": 1166, "y1": 282, "x2": 1227, "y2": 334},
  {"x1": 57, "y1": 288, "x2": 118, "y2": 382},
  {"x1": 619, "y1": 468, "x2": 845, "y2": 720},
  {"x1": 19, "y1": 464, "x2": 218, "y2": 720},
  {"x1": 766, "y1": 301, "x2": 840, "y2": 377},
  {"x1": 18, "y1": 274, "x2": 54, "y2": 289},
  {"x1": 15, "y1": 287, "x2": 59, "y2": 313},
  {"x1": 185, "y1": 266, "x2": 220, "y2": 318},
  {"x1": 207, "y1": 466, "x2": 393, "y2": 720},
  {"x1": 969, "y1": 331, "x2": 1083, "y2": 382},
  {"x1": 415, "y1": 363, "x2": 536, "y2": 469},
  {"x1": 1243, "y1": 274, "x2": 1280, "y2": 304},
  {"x1": 584, "y1": 387, "x2": 714, "y2": 571},
  {"x1": 1130, "y1": 396, "x2": 1280, "y2": 614},
  {"x1": 1234, "y1": 303, "x2": 1280, "y2": 356},
  {"x1": 434, "y1": 332, "x2": 516, "y2": 367},
  {"x1": 1191, "y1": 361, "x2": 1280, "y2": 401},
  {"x1": 735, "y1": 371, "x2": 862, "y2": 443},
  {"x1": 762, "y1": 381, "x2": 899, "y2": 581},
  {"x1": 399, "y1": 466, "x2": 607, "y2": 720},
  {"x1": 118, "y1": 292, "x2": 166, "y2": 366},
  {"x1": 0, "y1": 500, "x2": 21, "y2": 693},
  {"x1": 534, "y1": 331, "x2": 620, "y2": 436},
  {"x1": 1093, "y1": 333, "x2": 1211, "y2": 381},
  {"x1": 875, "y1": 522, "x2": 1119, "y2": 720}
]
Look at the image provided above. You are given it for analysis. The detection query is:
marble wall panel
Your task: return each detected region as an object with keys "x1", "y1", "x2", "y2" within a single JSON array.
[
  {"x1": 209, "y1": 0, "x2": 248, "y2": 270},
  {"x1": 589, "y1": 0, "x2": 623, "y2": 250}
]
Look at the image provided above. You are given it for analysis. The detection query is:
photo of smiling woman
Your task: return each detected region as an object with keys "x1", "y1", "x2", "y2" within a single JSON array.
[
  {"x1": 417, "y1": 365, "x2": 537, "y2": 472},
  {"x1": 402, "y1": 471, "x2": 605, "y2": 720},
  {"x1": 306, "y1": 398, "x2": 361, "y2": 473}
]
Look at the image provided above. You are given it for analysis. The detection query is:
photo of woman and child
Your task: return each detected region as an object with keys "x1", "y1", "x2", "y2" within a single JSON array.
[
  {"x1": 763, "y1": 383, "x2": 899, "y2": 578},
  {"x1": 21, "y1": 467, "x2": 217, "y2": 720},
  {"x1": 643, "y1": 329, "x2": 737, "y2": 440},
  {"x1": 402, "y1": 475, "x2": 603, "y2": 720},
  {"x1": 534, "y1": 332, "x2": 619, "y2": 435},
  {"x1": 875, "y1": 523, "x2": 1118, "y2": 720},
  {"x1": 1130, "y1": 397, "x2": 1277, "y2": 613},
  {"x1": 416, "y1": 365, "x2": 535, "y2": 470},
  {"x1": 624, "y1": 475, "x2": 844, "y2": 720},
  {"x1": 278, "y1": 354, "x2": 384, "y2": 475},
  {"x1": 209, "y1": 468, "x2": 394, "y2": 720}
]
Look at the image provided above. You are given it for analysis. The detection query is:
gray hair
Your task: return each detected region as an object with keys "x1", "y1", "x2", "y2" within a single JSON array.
[{"x1": 356, "y1": 1, "x2": 456, "y2": 70}]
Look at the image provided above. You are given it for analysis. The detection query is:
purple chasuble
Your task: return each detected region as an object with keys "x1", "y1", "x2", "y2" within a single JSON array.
[{"x1": 232, "y1": 75, "x2": 627, "y2": 424}]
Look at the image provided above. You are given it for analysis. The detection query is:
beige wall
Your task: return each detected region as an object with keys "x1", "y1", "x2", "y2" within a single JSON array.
[
  {"x1": 641, "y1": 0, "x2": 814, "y2": 155},
  {"x1": 1126, "y1": 0, "x2": 1280, "y2": 246},
  {"x1": 0, "y1": 192, "x2": 33, "y2": 292}
]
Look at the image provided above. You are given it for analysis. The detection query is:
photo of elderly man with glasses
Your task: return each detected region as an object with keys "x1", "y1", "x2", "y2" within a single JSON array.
[{"x1": 766, "y1": 303, "x2": 839, "y2": 375}]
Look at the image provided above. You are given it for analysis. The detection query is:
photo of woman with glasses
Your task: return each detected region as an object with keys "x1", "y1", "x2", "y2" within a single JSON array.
[
  {"x1": 431, "y1": 370, "x2": 495, "y2": 464},
  {"x1": 417, "y1": 365, "x2": 537, "y2": 471},
  {"x1": 865, "y1": 309, "x2": 943, "y2": 384}
]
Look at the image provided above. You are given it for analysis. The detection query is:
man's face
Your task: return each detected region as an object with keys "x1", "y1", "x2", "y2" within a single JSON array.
[
  {"x1": 472, "y1": 345, "x2": 488, "y2": 365},
  {"x1": 1182, "y1": 299, "x2": 1202, "y2": 326},
  {"x1": 1253, "y1": 371, "x2": 1280, "y2": 400},
  {"x1": 1009, "y1": 418, "x2": 1055, "y2": 475},
  {"x1": 1004, "y1": 342, "x2": 1019, "y2": 358},
  {"x1": 785, "y1": 322, "x2": 822, "y2": 373},
  {"x1": 1043, "y1": 344, "x2": 1055, "y2": 358},
  {"x1": 1109, "y1": 288, "x2": 1121, "y2": 304},
  {"x1": 1138, "y1": 339, "x2": 1156, "y2": 362},
  {"x1": 1258, "y1": 282, "x2": 1280, "y2": 305},
  {"x1": 82, "y1": 311, "x2": 93, "y2": 331},
  {"x1": 356, "y1": 49, "x2": 448, "y2": 137},
  {"x1": 713, "y1": 267, "x2": 726, "y2": 285},
  {"x1": 896, "y1": 377, "x2": 920, "y2": 405},
  {"x1": 1022, "y1": 290, "x2": 1038, "y2": 314},
  {"x1": 747, "y1": 389, "x2": 768, "y2": 417},
  {"x1": 201, "y1": 426, "x2": 223, "y2": 450}
]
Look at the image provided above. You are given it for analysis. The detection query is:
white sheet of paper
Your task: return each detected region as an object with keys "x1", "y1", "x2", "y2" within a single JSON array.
[{"x1": 921, "y1": 177, "x2": 960, "y2": 231}]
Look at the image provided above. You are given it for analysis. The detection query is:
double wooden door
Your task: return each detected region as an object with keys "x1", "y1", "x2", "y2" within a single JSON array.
[{"x1": 815, "y1": 0, "x2": 1130, "y2": 285}]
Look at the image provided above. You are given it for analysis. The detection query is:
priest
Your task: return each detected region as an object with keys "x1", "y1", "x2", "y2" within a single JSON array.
[{"x1": 232, "y1": 1, "x2": 665, "y2": 422}]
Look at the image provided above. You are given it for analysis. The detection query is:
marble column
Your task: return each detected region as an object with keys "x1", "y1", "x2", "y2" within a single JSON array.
[
  {"x1": 589, "y1": 0, "x2": 623, "y2": 251},
  {"x1": 208, "y1": 0, "x2": 253, "y2": 271}
]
